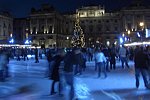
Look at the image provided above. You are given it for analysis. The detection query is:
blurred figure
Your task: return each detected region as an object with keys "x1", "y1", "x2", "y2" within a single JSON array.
[
  {"x1": 95, "y1": 48, "x2": 107, "y2": 78},
  {"x1": 0, "y1": 51, "x2": 9, "y2": 81},
  {"x1": 46, "y1": 48, "x2": 52, "y2": 78},
  {"x1": 16, "y1": 48, "x2": 21, "y2": 61},
  {"x1": 102, "y1": 46, "x2": 111, "y2": 71},
  {"x1": 74, "y1": 48, "x2": 84, "y2": 75},
  {"x1": 39, "y1": 49, "x2": 43, "y2": 59},
  {"x1": 94, "y1": 48, "x2": 98, "y2": 71},
  {"x1": 50, "y1": 49, "x2": 65, "y2": 95},
  {"x1": 63, "y1": 50, "x2": 75, "y2": 100},
  {"x1": 119, "y1": 45, "x2": 130, "y2": 69},
  {"x1": 87, "y1": 48, "x2": 93, "y2": 62},
  {"x1": 81, "y1": 48, "x2": 87, "y2": 71},
  {"x1": 23, "y1": 48, "x2": 29, "y2": 61},
  {"x1": 145, "y1": 46, "x2": 150, "y2": 81},
  {"x1": 110, "y1": 45, "x2": 116, "y2": 70},
  {"x1": 34, "y1": 47, "x2": 39, "y2": 63},
  {"x1": 134, "y1": 46, "x2": 150, "y2": 89}
]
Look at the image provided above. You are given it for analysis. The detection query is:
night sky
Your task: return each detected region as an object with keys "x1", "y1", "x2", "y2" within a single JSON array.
[{"x1": 0, "y1": 0, "x2": 149, "y2": 18}]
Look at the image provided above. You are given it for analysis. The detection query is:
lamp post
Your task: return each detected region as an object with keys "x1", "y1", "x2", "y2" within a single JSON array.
[
  {"x1": 127, "y1": 30, "x2": 130, "y2": 35},
  {"x1": 139, "y1": 22, "x2": 144, "y2": 29},
  {"x1": 9, "y1": 33, "x2": 14, "y2": 44},
  {"x1": 139, "y1": 22, "x2": 144, "y2": 41},
  {"x1": 127, "y1": 30, "x2": 131, "y2": 42}
]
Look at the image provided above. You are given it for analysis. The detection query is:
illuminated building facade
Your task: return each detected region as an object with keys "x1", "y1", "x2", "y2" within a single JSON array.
[
  {"x1": 121, "y1": 0, "x2": 150, "y2": 43},
  {"x1": 29, "y1": 4, "x2": 74, "y2": 48},
  {"x1": 74, "y1": 0, "x2": 150, "y2": 47},
  {"x1": 76, "y1": 5, "x2": 122, "y2": 47},
  {"x1": 10, "y1": 0, "x2": 150, "y2": 47},
  {"x1": 0, "y1": 12, "x2": 13, "y2": 43}
]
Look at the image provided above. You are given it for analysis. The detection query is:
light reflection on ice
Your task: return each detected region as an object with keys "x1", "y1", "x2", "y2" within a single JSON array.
[{"x1": 74, "y1": 78, "x2": 91, "y2": 99}]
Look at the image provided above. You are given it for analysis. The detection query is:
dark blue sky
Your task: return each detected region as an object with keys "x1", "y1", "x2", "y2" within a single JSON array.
[{"x1": 0, "y1": 0, "x2": 148, "y2": 18}]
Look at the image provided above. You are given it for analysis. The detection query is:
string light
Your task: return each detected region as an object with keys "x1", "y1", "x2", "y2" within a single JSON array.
[{"x1": 71, "y1": 13, "x2": 85, "y2": 47}]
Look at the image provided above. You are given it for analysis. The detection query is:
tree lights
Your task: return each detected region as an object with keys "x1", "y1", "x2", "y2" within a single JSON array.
[{"x1": 71, "y1": 13, "x2": 85, "y2": 47}]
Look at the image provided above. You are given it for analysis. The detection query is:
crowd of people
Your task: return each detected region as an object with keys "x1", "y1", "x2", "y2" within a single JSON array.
[
  {"x1": 0, "y1": 44, "x2": 150, "y2": 99},
  {"x1": 45, "y1": 45, "x2": 150, "y2": 100},
  {"x1": 0, "y1": 47, "x2": 45, "y2": 82}
]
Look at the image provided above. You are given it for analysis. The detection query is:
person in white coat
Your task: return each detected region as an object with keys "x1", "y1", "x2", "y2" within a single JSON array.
[{"x1": 95, "y1": 48, "x2": 107, "y2": 78}]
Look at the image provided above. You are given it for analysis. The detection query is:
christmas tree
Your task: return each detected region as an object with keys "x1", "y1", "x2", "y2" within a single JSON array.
[{"x1": 71, "y1": 14, "x2": 85, "y2": 47}]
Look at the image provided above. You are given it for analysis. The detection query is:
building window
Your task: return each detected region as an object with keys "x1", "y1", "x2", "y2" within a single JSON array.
[
  {"x1": 40, "y1": 26, "x2": 44, "y2": 33},
  {"x1": 98, "y1": 20, "x2": 101, "y2": 23},
  {"x1": 126, "y1": 15, "x2": 132, "y2": 20},
  {"x1": 66, "y1": 22, "x2": 68, "y2": 24},
  {"x1": 8, "y1": 24, "x2": 11, "y2": 29},
  {"x1": 97, "y1": 25, "x2": 102, "y2": 32},
  {"x1": 89, "y1": 11, "x2": 94, "y2": 15},
  {"x1": 80, "y1": 12, "x2": 84, "y2": 15},
  {"x1": 32, "y1": 20, "x2": 37, "y2": 25},
  {"x1": 106, "y1": 36, "x2": 110, "y2": 39},
  {"x1": 48, "y1": 18, "x2": 53, "y2": 23},
  {"x1": 114, "y1": 27, "x2": 118, "y2": 31},
  {"x1": 90, "y1": 20, "x2": 93, "y2": 23},
  {"x1": 89, "y1": 25, "x2": 93, "y2": 32},
  {"x1": 115, "y1": 20, "x2": 118, "y2": 23},
  {"x1": 98, "y1": 27, "x2": 102, "y2": 31},
  {"x1": 106, "y1": 20, "x2": 109, "y2": 23},
  {"x1": 88, "y1": 11, "x2": 95, "y2": 16},
  {"x1": 66, "y1": 28, "x2": 69, "y2": 34},
  {"x1": 137, "y1": 15, "x2": 140, "y2": 18},
  {"x1": 81, "y1": 21, "x2": 84, "y2": 24},
  {"x1": 106, "y1": 26, "x2": 110, "y2": 32}
]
